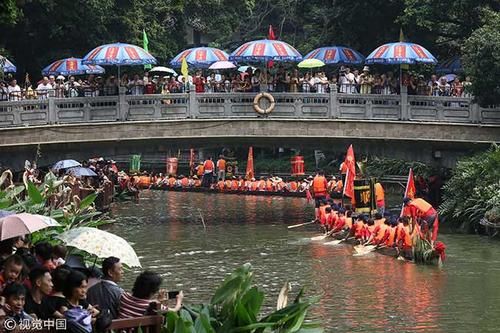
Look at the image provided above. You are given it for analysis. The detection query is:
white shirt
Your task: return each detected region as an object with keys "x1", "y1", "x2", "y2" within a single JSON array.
[
  {"x1": 7, "y1": 84, "x2": 22, "y2": 101},
  {"x1": 37, "y1": 82, "x2": 53, "y2": 99}
]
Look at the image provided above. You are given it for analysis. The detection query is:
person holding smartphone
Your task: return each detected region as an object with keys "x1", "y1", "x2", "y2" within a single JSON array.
[{"x1": 118, "y1": 271, "x2": 183, "y2": 319}]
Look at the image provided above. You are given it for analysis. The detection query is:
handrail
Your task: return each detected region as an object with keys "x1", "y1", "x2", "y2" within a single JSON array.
[{"x1": 0, "y1": 91, "x2": 499, "y2": 127}]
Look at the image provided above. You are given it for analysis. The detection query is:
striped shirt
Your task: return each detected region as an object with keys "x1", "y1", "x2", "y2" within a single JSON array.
[{"x1": 118, "y1": 293, "x2": 152, "y2": 319}]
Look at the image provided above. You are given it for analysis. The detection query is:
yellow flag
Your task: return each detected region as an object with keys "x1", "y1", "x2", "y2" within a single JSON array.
[{"x1": 181, "y1": 58, "x2": 188, "y2": 78}]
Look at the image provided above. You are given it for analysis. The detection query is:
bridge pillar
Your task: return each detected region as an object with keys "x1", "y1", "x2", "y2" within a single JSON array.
[
  {"x1": 471, "y1": 103, "x2": 480, "y2": 123},
  {"x1": 47, "y1": 97, "x2": 56, "y2": 124},
  {"x1": 188, "y1": 90, "x2": 199, "y2": 118},
  {"x1": 118, "y1": 87, "x2": 129, "y2": 121},
  {"x1": 400, "y1": 86, "x2": 408, "y2": 120},
  {"x1": 329, "y1": 84, "x2": 338, "y2": 118}
]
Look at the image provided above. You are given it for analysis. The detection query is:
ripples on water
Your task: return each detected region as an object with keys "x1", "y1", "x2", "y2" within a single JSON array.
[{"x1": 107, "y1": 190, "x2": 500, "y2": 333}]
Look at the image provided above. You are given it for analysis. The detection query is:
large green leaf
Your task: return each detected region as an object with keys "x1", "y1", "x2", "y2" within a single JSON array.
[
  {"x1": 79, "y1": 193, "x2": 98, "y2": 210},
  {"x1": 240, "y1": 287, "x2": 264, "y2": 321},
  {"x1": 194, "y1": 312, "x2": 215, "y2": 333},
  {"x1": 27, "y1": 181, "x2": 44, "y2": 204}
]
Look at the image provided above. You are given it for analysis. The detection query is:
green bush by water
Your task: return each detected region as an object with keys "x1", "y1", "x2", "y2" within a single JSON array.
[{"x1": 439, "y1": 144, "x2": 500, "y2": 231}]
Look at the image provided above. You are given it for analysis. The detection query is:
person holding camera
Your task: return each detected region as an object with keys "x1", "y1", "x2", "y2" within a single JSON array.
[{"x1": 338, "y1": 67, "x2": 355, "y2": 94}]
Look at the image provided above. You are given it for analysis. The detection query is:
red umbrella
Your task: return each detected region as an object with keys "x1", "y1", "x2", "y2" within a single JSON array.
[{"x1": 0, "y1": 213, "x2": 59, "y2": 241}]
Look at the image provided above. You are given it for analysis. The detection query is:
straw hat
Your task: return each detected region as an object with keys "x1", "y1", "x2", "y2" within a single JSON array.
[{"x1": 363, "y1": 66, "x2": 370, "y2": 72}]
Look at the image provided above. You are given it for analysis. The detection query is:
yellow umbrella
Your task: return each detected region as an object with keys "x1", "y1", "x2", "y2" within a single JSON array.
[{"x1": 297, "y1": 59, "x2": 325, "y2": 69}]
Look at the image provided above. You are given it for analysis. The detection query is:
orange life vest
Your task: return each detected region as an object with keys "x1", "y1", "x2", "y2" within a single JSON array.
[
  {"x1": 312, "y1": 176, "x2": 327, "y2": 196},
  {"x1": 290, "y1": 181, "x2": 298, "y2": 192},
  {"x1": 345, "y1": 217, "x2": 353, "y2": 229},
  {"x1": 410, "y1": 198, "x2": 432, "y2": 212},
  {"x1": 335, "y1": 180, "x2": 343, "y2": 192},
  {"x1": 225, "y1": 180, "x2": 232, "y2": 189},
  {"x1": 251, "y1": 181, "x2": 258, "y2": 191},
  {"x1": 258, "y1": 180, "x2": 266, "y2": 191},
  {"x1": 196, "y1": 165, "x2": 204, "y2": 176},
  {"x1": 385, "y1": 227, "x2": 397, "y2": 247},
  {"x1": 217, "y1": 159, "x2": 226, "y2": 171},
  {"x1": 374, "y1": 182, "x2": 385, "y2": 203},
  {"x1": 217, "y1": 180, "x2": 225, "y2": 191},
  {"x1": 266, "y1": 180, "x2": 273, "y2": 192},
  {"x1": 203, "y1": 160, "x2": 214, "y2": 172},
  {"x1": 168, "y1": 177, "x2": 176, "y2": 187},
  {"x1": 180, "y1": 177, "x2": 189, "y2": 187},
  {"x1": 402, "y1": 225, "x2": 413, "y2": 248},
  {"x1": 194, "y1": 179, "x2": 201, "y2": 187},
  {"x1": 374, "y1": 224, "x2": 389, "y2": 242},
  {"x1": 231, "y1": 180, "x2": 239, "y2": 191}
]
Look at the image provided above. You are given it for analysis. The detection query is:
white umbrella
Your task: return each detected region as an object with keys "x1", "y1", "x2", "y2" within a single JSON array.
[
  {"x1": 209, "y1": 61, "x2": 236, "y2": 70},
  {"x1": 57, "y1": 227, "x2": 141, "y2": 267},
  {"x1": 0, "y1": 213, "x2": 59, "y2": 241},
  {"x1": 149, "y1": 66, "x2": 177, "y2": 76}
]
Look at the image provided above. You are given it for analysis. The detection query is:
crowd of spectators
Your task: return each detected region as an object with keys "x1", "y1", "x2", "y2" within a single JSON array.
[
  {"x1": 0, "y1": 238, "x2": 183, "y2": 332},
  {"x1": 0, "y1": 66, "x2": 472, "y2": 102}
]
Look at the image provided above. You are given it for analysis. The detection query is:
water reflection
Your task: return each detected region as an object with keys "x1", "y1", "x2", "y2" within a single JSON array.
[{"x1": 107, "y1": 190, "x2": 500, "y2": 333}]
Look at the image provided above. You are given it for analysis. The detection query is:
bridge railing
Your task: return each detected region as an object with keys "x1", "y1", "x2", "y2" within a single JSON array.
[{"x1": 0, "y1": 88, "x2": 498, "y2": 127}]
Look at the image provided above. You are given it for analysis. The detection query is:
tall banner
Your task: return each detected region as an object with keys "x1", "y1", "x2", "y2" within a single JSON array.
[
  {"x1": 343, "y1": 169, "x2": 355, "y2": 203},
  {"x1": 400, "y1": 168, "x2": 416, "y2": 216},
  {"x1": 143, "y1": 29, "x2": 151, "y2": 70},
  {"x1": 245, "y1": 146, "x2": 254, "y2": 180},
  {"x1": 130, "y1": 155, "x2": 141, "y2": 173}
]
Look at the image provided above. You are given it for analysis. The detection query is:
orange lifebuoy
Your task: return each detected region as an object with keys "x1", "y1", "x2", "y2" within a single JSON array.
[{"x1": 253, "y1": 92, "x2": 275, "y2": 115}]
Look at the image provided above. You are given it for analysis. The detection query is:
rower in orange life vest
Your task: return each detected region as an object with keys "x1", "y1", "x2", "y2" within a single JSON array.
[
  {"x1": 311, "y1": 170, "x2": 328, "y2": 221},
  {"x1": 403, "y1": 197, "x2": 439, "y2": 243}
]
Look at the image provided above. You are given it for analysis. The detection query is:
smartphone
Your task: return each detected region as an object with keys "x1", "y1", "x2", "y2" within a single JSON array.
[{"x1": 168, "y1": 291, "x2": 180, "y2": 299}]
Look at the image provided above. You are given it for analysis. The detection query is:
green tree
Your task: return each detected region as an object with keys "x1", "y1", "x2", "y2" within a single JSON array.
[{"x1": 462, "y1": 9, "x2": 500, "y2": 106}]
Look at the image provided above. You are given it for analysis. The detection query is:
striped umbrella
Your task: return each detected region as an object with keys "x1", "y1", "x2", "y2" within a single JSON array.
[
  {"x1": 42, "y1": 58, "x2": 105, "y2": 76},
  {"x1": 229, "y1": 39, "x2": 302, "y2": 62},
  {"x1": 170, "y1": 47, "x2": 229, "y2": 68},
  {"x1": 304, "y1": 46, "x2": 365, "y2": 65},
  {"x1": 365, "y1": 42, "x2": 437, "y2": 65},
  {"x1": 1, "y1": 56, "x2": 16, "y2": 73},
  {"x1": 436, "y1": 56, "x2": 462, "y2": 74},
  {"x1": 82, "y1": 43, "x2": 157, "y2": 66}
]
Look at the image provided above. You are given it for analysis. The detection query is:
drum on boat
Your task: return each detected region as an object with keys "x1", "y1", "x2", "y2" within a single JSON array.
[{"x1": 353, "y1": 179, "x2": 376, "y2": 214}]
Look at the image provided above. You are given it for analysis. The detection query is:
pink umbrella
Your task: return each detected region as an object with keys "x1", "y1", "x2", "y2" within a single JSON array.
[
  {"x1": 208, "y1": 61, "x2": 236, "y2": 70},
  {"x1": 0, "y1": 213, "x2": 59, "y2": 241}
]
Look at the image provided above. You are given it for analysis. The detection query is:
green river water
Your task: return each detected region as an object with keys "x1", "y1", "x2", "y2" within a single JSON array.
[{"x1": 107, "y1": 190, "x2": 500, "y2": 333}]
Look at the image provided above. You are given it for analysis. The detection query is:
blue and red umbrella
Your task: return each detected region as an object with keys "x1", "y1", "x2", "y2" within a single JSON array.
[
  {"x1": 365, "y1": 42, "x2": 437, "y2": 65},
  {"x1": 1, "y1": 56, "x2": 16, "y2": 73},
  {"x1": 170, "y1": 47, "x2": 229, "y2": 68},
  {"x1": 82, "y1": 43, "x2": 157, "y2": 66},
  {"x1": 42, "y1": 58, "x2": 105, "y2": 76},
  {"x1": 229, "y1": 39, "x2": 302, "y2": 62},
  {"x1": 304, "y1": 46, "x2": 364, "y2": 65}
]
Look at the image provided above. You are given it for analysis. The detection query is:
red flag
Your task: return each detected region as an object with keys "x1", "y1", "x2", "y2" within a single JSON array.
[
  {"x1": 343, "y1": 169, "x2": 355, "y2": 203},
  {"x1": 245, "y1": 146, "x2": 254, "y2": 180},
  {"x1": 400, "y1": 168, "x2": 416, "y2": 216},
  {"x1": 268, "y1": 25, "x2": 276, "y2": 40},
  {"x1": 344, "y1": 144, "x2": 356, "y2": 178},
  {"x1": 267, "y1": 25, "x2": 275, "y2": 68}
]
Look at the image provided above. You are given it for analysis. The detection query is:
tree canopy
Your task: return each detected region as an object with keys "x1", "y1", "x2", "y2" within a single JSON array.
[{"x1": 0, "y1": 0, "x2": 498, "y2": 103}]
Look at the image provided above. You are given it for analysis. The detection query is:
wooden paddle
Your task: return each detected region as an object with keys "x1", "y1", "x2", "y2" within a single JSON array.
[
  {"x1": 288, "y1": 220, "x2": 316, "y2": 229},
  {"x1": 310, "y1": 229, "x2": 335, "y2": 241}
]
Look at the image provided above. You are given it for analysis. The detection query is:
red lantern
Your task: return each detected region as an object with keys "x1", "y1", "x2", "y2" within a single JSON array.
[{"x1": 291, "y1": 156, "x2": 305, "y2": 176}]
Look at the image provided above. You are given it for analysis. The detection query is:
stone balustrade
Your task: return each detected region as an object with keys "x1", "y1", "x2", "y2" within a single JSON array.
[{"x1": 0, "y1": 89, "x2": 498, "y2": 127}]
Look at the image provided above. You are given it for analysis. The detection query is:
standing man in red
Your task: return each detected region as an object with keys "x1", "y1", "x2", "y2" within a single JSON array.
[
  {"x1": 202, "y1": 157, "x2": 215, "y2": 188},
  {"x1": 403, "y1": 197, "x2": 439, "y2": 243},
  {"x1": 311, "y1": 170, "x2": 328, "y2": 221}
]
